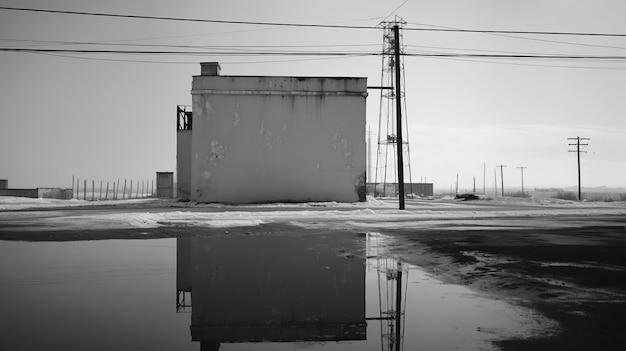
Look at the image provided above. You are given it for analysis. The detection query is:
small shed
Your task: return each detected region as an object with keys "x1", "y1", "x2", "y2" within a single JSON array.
[{"x1": 156, "y1": 172, "x2": 174, "y2": 198}]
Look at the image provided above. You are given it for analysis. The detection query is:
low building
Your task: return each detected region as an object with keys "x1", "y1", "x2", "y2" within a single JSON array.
[
  {"x1": 177, "y1": 62, "x2": 367, "y2": 204},
  {"x1": 368, "y1": 182, "x2": 434, "y2": 197},
  {"x1": 0, "y1": 179, "x2": 73, "y2": 200}
]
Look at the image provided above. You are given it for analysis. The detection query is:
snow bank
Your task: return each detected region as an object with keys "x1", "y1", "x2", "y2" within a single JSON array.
[{"x1": 2, "y1": 195, "x2": 624, "y2": 232}]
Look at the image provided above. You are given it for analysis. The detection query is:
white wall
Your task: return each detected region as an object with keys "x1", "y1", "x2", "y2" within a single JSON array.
[{"x1": 189, "y1": 75, "x2": 367, "y2": 204}]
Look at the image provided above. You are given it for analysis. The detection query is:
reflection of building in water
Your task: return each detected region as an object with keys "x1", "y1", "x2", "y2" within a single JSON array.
[{"x1": 176, "y1": 236, "x2": 366, "y2": 350}]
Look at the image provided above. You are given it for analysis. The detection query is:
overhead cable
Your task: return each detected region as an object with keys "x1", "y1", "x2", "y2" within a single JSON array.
[
  {"x1": 1, "y1": 6, "x2": 626, "y2": 37},
  {"x1": 2, "y1": 47, "x2": 626, "y2": 60}
]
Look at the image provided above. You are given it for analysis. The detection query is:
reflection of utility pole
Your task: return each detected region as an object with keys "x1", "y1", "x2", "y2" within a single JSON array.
[
  {"x1": 568, "y1": 136, "x2": 589, "y2": 201},
  {"x1": 496, "y1": 165, "x2": 507, "y2": 196},
  {"x1": 395, "y1": 262, "x2": 402, "y2": 351},
  {"x1": 517, "y1": 166, "x2": 527, "y2": 196}
]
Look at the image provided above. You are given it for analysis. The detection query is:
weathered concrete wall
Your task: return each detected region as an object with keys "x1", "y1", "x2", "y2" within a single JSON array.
[
  {"x1": 38, "y1": 188, "x2": 73, "y2": 199},
  {"x1": 190, "y1": 74, "x2": 367, "y2": 204},
  {"x1": 178, "y1": 236, "x2": 365, "y2": 343},
  {"x1": 176, "y1": 131, "x2": 192, "y2": 200},
  {"x1": 0, "y1": 189, "x2": 39, "y2": 198},
  {"x1": 0, "y1": 188, "x2": 72, "y2": 199}
]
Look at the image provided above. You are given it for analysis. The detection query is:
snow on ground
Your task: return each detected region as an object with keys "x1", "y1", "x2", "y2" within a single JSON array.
[
  {"x1": 1, "y1": 195, "x2": 624, "y2": 232},
  {"x1": 0, "y1": 196, "x2": 156, "y2": 211}
]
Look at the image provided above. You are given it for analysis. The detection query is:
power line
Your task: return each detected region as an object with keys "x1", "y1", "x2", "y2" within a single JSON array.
[
  {"x1": 422, "y1": 55, "x2": 626, "y2": 71},
  {"x1": 0, "y1": 38, "x2": 380, "y2": 50},
  {"x1": 3, "y1": 47, "x2": 626, "y2": 60},
  {"x1": 0, "y1": 6, "x2": 377, "y2": 30},
  {"x1": 0, "y1": 48, "x2": 379, "y2": 56},
  {"x1": 404, "y1": 25, "x2": 626, "y2": 37},
  {"x1": 2, "y1": 6, "x2": 626, "y2": 37},
  {"x1": 407, "y1": 22, "x2": 626, "y2": 51}
]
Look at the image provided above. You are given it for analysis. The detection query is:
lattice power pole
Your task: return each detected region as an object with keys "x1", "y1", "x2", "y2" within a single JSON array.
[
  {"x1": 568, "y1": 136, "x2": 590, "y2": 201},
  {"x1": 374, "y1": 17, "x2": 413, "y2": 209}
]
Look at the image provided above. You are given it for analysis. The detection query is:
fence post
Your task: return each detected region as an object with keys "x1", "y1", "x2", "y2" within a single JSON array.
[
  {"x1": 105, "y1": 182, "x2": 109, "y2": 200},
  {"x1": 76, "y1": 178, "x2": 80, "y2": 200},
  {"x1": 99, "y1": 181, "x2": 103, "y2": 200},
  {"x1": 123, "y1": 179, "x2": 127, "y2": 200},
  {"x1": 83, "y1": 179, "x2": 87, "y2": 200},
  {"x1": 92, "y1": 180, "x2": 95, "y2": 201}
]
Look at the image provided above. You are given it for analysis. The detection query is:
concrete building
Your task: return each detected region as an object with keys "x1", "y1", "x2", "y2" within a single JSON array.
[
  {"x1": 177, "y1": 62, "x2": 367, "y2": 204},
  {"x1": 368, "y1": 182, "x2": 434, "y2": 197},
  {"x1": 0, "y1": 179, "x2": 73, "y2": 199}
]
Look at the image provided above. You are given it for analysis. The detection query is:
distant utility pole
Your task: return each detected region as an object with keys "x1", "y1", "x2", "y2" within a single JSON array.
[
  {"x1": 496, "y1": 165, "x2": 507, "y2": 196},
  {"x1": 517, "y1": 166, "x2": 527, "y2": 196},
  {"x1": 483, "y1": 162, "x2": 486, "y2": 195},
  {"x1": 473, "y1": 175, "x2": 476, "y2": 193},
  {"x1": 568, "y1": 136, "x2": 590, "y2": 201},
  {"x1": 367, "y1": 125, "x2": 374, "y2": 185},
  {"x1": 494, "y1": 168, "x2": 497, "y2": 196}
]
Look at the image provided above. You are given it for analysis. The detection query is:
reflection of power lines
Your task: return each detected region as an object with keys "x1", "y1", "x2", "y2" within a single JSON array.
[
  {"x1": 367, "y1": 233, "x2": 408, "y2": 351},
  {"x1": 374, "y1": 17, "x2": 413, "y2": 202}
]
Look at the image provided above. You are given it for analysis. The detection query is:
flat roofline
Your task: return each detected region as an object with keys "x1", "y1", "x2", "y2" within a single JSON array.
[{"x1": 192, "y1": 75, "x2": 367, "y2": 80}]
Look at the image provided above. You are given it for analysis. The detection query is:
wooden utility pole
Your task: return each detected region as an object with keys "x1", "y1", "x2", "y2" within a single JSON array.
[
  {"x1": 483, "y1": 162, "x2": 487, "y2": 195},
  {"x1": 517, "y1": 166, "x2": 527, "y2": 196},
  {"x1": 393, "y1": 24, "x2": 405, "y2": 210},
  {"x1": 493, "y1": 168, "x2": 497, "y2": 196},
  {"x1": 496, "y1": 165, "x2": 507, "y2": 196},
  {"x1": 568, "y1": 136, "x2": 589, "y2": 201}
]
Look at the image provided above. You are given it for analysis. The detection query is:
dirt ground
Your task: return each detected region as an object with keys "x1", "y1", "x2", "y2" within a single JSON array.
[
  {"x1": 1, "y1": 199, "x2": 624, "y2": 350},
  {"x1": 378, "y1": 215, "x2": 626, "y2": 351}
]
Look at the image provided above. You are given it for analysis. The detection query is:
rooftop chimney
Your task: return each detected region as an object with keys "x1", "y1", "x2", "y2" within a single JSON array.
[{"x1": 200, "y1": 62, "x2": 221, "y2": 76}]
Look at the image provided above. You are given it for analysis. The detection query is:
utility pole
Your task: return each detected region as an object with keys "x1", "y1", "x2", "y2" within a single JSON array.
[
  {"x1": 494, "y1": 168, "x2": 497, "y2": 196},
  {"x1": 483, "y1": 162, "x2": 486, "y2": 195},
  {"x1": 568, "y1": 136, "x2": 590, "y2": 201},
  {"x1": 496, "y1": 165, "x2": 507, "y2": 197},
  {"x1": 367, "y1": 125, "x2": 375, "y2": 189},
  {"x1": 517, "y1": 166, "x2": 527, "y2": 196},
  {"x1": 393, "y1": 24, "x2": 405, "y2": 210}
]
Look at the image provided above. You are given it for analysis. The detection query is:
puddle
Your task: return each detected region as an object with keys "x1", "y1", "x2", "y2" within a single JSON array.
[{"x1": 0, "y1": 234, "x2": 544, "y2": 350}]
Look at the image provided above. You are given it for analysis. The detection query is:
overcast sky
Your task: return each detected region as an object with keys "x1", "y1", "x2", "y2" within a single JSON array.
[{"x1": 1, "y1": 0, "x2": 625, "y2": 192}]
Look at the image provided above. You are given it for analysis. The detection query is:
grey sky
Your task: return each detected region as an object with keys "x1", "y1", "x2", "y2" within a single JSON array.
[{"x1": 1, "y1": 0, "x2": 624, "y2": 190}]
